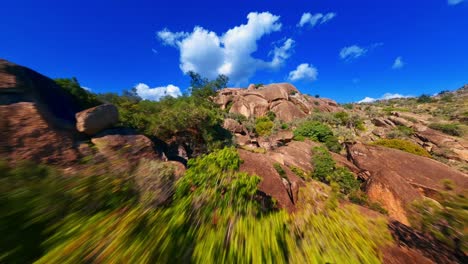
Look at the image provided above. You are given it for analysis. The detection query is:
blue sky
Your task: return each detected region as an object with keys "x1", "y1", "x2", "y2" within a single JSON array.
[{"x1": 1, "y1": 0, "x2": 467, "y2": 103}]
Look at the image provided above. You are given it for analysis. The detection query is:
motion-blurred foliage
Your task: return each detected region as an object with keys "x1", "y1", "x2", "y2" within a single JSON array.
[{"x1": 0, "y1": 148, "x2": 392, "y2": 263}]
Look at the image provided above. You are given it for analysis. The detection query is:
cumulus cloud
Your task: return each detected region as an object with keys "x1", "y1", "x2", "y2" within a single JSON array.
[
  {"x1": 339, "y1": 45, "x2": 367, "y2": 60},
  {"x1": 448, "y1": 0, "x2": 464, "y2": 5},
  {"x1": 134, "y1": 83, "x2": 182, "y2": 101},
  {"x1": 288, "y1": 63, "x2": 318, "y2": 81},
  {"x1": 357, "y1": 93, "x2": 412, "y2": 103},
  {"x1": 392, "y1": 56, "x2": 404, "y2": 69},
  {"x1": 298, "y1": 12, "x2": 336, "y2": 27},
  {"x1": 157, "y1": 12, "x2": 294, "y2": 85}
]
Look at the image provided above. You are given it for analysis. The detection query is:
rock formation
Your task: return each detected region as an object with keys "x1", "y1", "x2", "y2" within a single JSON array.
[
  {"x1": 215, "y1": 83, "x2": 341, "y2": 122},
  {"x1": 76, "y1": 104, "x2": 119, "y2": 135}
]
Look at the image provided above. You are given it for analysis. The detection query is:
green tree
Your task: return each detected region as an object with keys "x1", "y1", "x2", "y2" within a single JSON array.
[
  {"x1": 188, "y1": 71, "x2": 229, "y2": 98},
  {"x1": 54, "y1": 77, "x2": 101, "y2": 109}
]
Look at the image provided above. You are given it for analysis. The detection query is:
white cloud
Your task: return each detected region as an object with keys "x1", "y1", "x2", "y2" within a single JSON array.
[
  {"x1": 321, "y1": 13, "x2": 337, "y2": 24},
  {"x1": 392, "y1": 56, "x2": 404, "y2": 69},
  {"x1": 288, "y1": 63, "x2": 318, "y2": 81},
  {"x1": 157, "y1": 12, "x2": 293, "y2": 85},
  {"x1": 448, "y1": 0, "x2": 464, "y2": 5},
  {"x1": 81, "y1": 86, "x2": 91, "y2": 91},
  {"x1": 357, "y1": 93, "x2": 412, "y2": 103},
  {"x1": 134, "y1": 83, "x2": 182, "y2": 101},
  {"x1": 298, "y1": 12, "x2": 336, "y2": 27},
  {"x1": 340, "y1": 45, "x2": 367, "y2": 60},
  {"x1": 270, "y1": 38, "x2": 295, "y2": 67},
  {"x1": 157, "y1": 29, "x2": 189, "y2": 47}
]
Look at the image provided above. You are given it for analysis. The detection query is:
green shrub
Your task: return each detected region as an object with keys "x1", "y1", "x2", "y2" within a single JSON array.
[
  {"x1": 417, "y1": 94, "x2": 434, "y2": 103},
  {"x1": 255, "y1": 117, "x2": 274, "y2": 136},
  {"x1": 428, "y1": 123, "x2": 463, "y2": 137},
  {"x1": 334, "y1": 111, "x2": 350, "y2": 126},
  {"x1": 311, "y1": 147, "x2": 360, "y2": 195},
  {"x1": 55, "y1": 77, "x2": 101, "y2": 109},
  {"x1": 372, "y1": 139, "x2": 431, "y2": 158},
  {"x1": 293, "y1": 121, "x2": 342, "y2": 152},
  {"x1": 410, "y1": 187, "x2": 467, "y2": 252},
  {"x1": 289, "y1": 165, "x2": 309, "y2": 180},
  {"x1": 273, "y1": 163, "x2": 287, "y2": 179},
  {"x1": 266, "y1": 111, "x2": 276, "y2": 121},
  {"x1": 1, "y1": 147, "x2": 392, "y2": 263}
]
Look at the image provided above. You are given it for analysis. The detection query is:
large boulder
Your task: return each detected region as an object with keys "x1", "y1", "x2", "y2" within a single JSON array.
[
  {"x1": 91, "y1": 128, "x2": 162, "y2": 170},
  {"x1": 238, "y1": 149, "x2": 303, "y2": 211},
  {"x1": 0, "y1": 102, "x2": 79, "y2": 165},
  {"x1": 76, "y1": 104, "x2": 119, "y2": 135},
  {"x1": 348, "y1": 143, "x2": 468, "y2": 224},
  {"x1": 256, "y1": 83, "x2": 297, "y2": 102},
  {"x1": 229, "y1": 94, "x2": 269, "y2": 118},
  {"x1": 270, "y1": 100, "x2": 307, "y2": 122}
]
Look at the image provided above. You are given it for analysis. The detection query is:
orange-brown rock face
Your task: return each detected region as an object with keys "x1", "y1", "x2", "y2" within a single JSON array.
[
  {"x1": 0, "y1": 59, "x2": 83, "y2": 165},
  {"x1": 214, "y1": 83, "x2": 342, "y2": 122},
  {"x1": 348, "y1": 143, "x2": 468, "y2": 224},
  {"x1": 0, "y1": 102, "x2": 79, "y2": 165}
]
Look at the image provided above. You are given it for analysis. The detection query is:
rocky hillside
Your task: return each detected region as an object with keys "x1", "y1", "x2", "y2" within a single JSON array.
[{"x1": 1, "y1": 58, "x2": 466, "y2": 264}]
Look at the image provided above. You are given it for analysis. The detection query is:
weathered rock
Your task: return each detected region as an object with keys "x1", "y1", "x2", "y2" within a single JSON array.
[
  {"x1": 91, "y1": 128, "x2": 161, "y2": 170},
  {"x1": 76, "y1": 104, "x2": 119, "y2": 135},
  {"x1": 388, "y1": 116, "x2": 413, "y2": 127},
  {"x1": 255, "y1": 83, "x2": 296, "y2": 102},
  {"x1": 223, "y1": 118, "x2": 246, "y2": 134},
  {"x1": 133, "y1": 159, "x2": 182, "y2": 207},
  {"x1": 414, "y1": 124, "x2": 468, "y2": 162},
  {"x1": 238, "y1": 149, "x2": 303, "y2": 211},
  {"x1": 235, "y1": 134, "x2": 252, "y2": 146},
  {"x1": 0, "y1": 102, "x2": 79, "y2": 165},
  {"x1": 372, "y1": 118, "x2": 396, "y2": 128},
  {"x1": 247, "y1": 83, "x2": 256, "y2": 91},
  {"x1": 348, "y1": 143, "x2": 468, "y2": 224},
  {"x1": 216, "y1": 82, "x2": 341, "y2": 122},
  {"x1": 270, "y1": 100, "x2": 307, "y2": 122}
]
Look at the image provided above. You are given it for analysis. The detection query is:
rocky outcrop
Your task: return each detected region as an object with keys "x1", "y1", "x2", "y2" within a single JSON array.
[
  {"x1": 215, "y1": 83, "x2": 341, "y2": 122},
  {"x1": 91, "y1": 128, "x2": 163, "y2": 170},
  {"x1": 238, "y1": 149, "x2": 303, "y2": 211},
  {"x1": 76, "y1": 104, "x2": 119, "y2": 135},
  {"x1": 0, "y1": 59, "x2": 83, "y2": 165},
  {"x1": 0, "y1": 102, "x2": 79, "y2": 165},
  {"x1": 347, "y1": 143, "x2": 468, "y2": 224}
]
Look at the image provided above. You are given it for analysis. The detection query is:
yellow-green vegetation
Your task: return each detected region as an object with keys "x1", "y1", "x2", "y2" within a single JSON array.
[
  {"x1": 293, "y1": 121, "x2": 342, "y2": 152},
  {"x1": 372, "y1": 139, "x2": 431, "y2": 158},
  {"x1": 311, "y1": 146, "x2": 360, "y2": 195},
  {"x1": 0, "y1": 147, "x2": 393, "y2": 263},
  {"x1": 289, "y1": 165, "x2": 309, "y2": 180},
  {"x1": 255, "y1": 116, "x2": 274, "y2": 136},
  {"x1": 410, "y1": 180, "x2": 468, "y2": 253},
  {"x1": 428, "y1": 122, "x2": 464, "y2": 137},
  {"x1": 273, "y1": 162, "x2": 287, "y2": 180}
]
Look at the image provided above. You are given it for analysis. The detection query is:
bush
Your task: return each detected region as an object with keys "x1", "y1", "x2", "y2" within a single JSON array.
[
  {"x1": 1, "y1": 148, "x2": 392, "y2": 263},
  {"x1": 372, "y1": 139, "x2": 431, "y2": 158},
  {"x1": 255, "y1": 117, "x2": 274, "y2": 136},
  {"x1": 311, "y1": 147, "x2": 360, "y2": 195},
  {"x1": 410, "y1": 186, "x2": 467, "y2": 252},
  {"x1": 293, "y1": 121, "x2": 342, "y2": 152},
  {"x1": 429, "y1": 123, "x2": 463, "y2": 137},
  {"x1": 417, "y1": 94, "x2": 434, "y2": 103},
  {"x1": 55, "y1": 77, "x2": 101, "y2": 109},
  {"x1": 273, "y1": 163, "x2": 287, "y2": 179}
]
